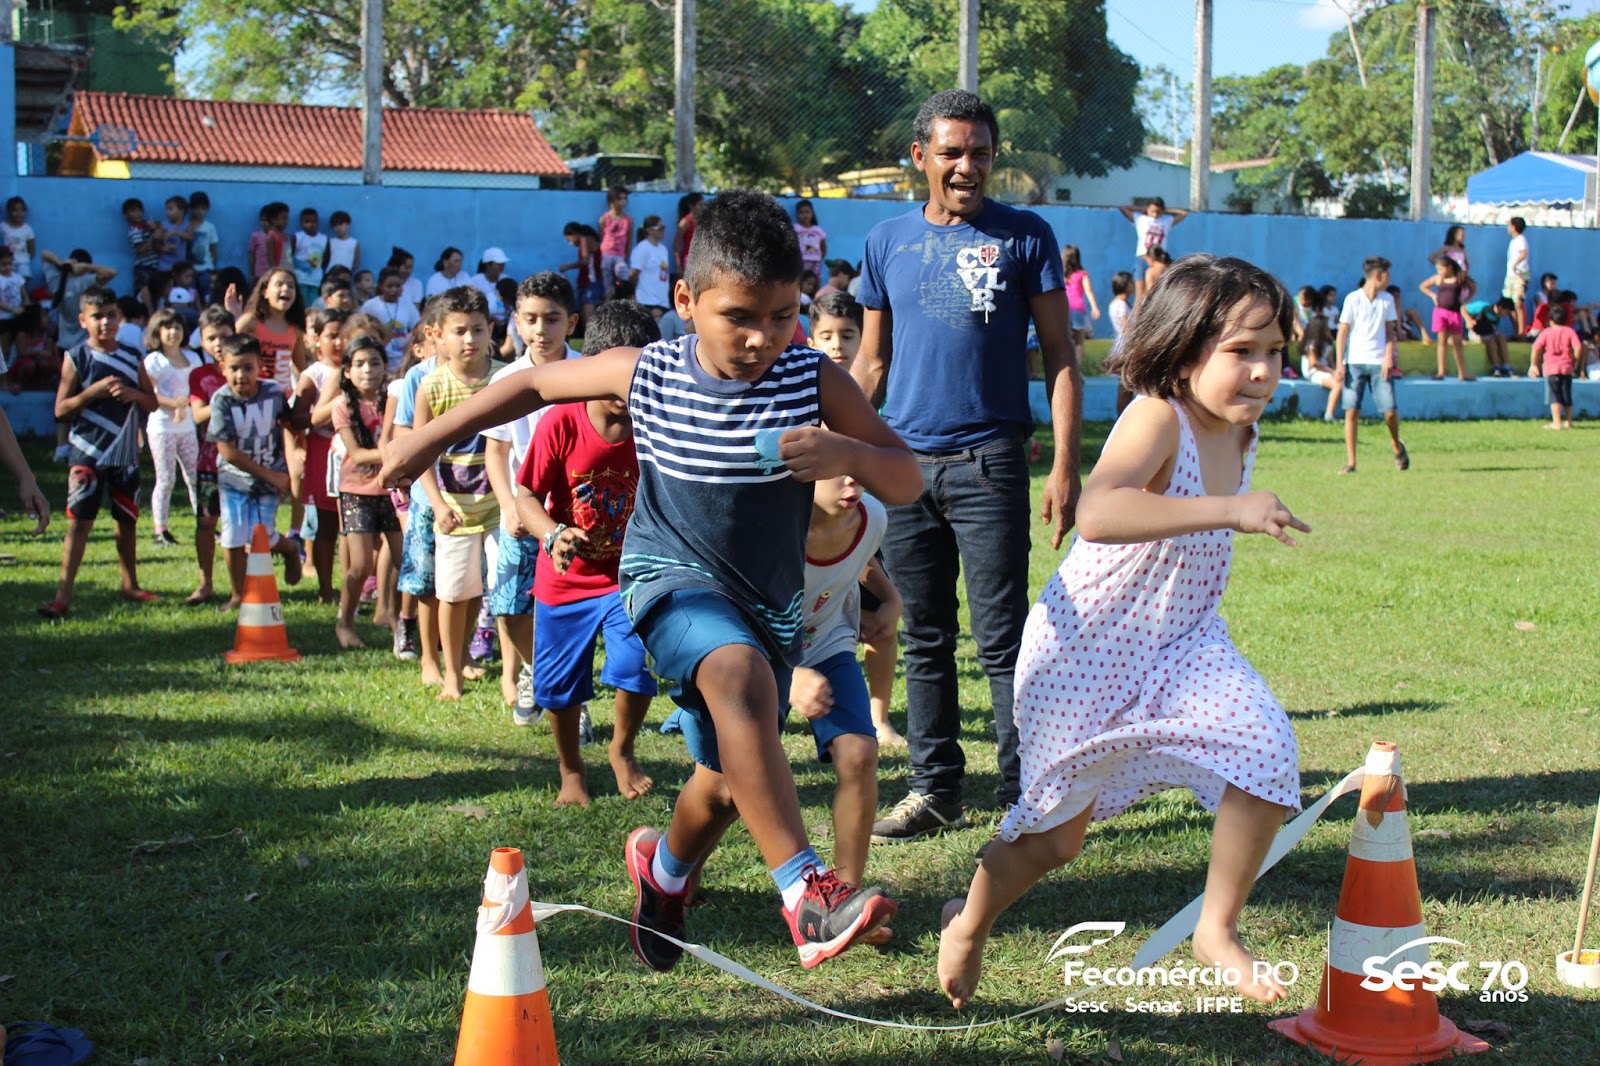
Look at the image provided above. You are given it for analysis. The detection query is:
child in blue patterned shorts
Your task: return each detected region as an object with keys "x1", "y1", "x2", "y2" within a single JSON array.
[{"x1": 384, "y1": 189, "x2": 922, "y2": 970}]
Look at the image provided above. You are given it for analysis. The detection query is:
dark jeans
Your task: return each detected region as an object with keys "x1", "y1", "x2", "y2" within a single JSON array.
[{"x1": 881, "y1": 435, "x2": 1031, "y2": 807}]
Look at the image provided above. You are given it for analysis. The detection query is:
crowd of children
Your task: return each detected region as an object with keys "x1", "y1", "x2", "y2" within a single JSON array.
[{"x1": 8, "y1": 168, "x2": 1594, "y2": 1008}]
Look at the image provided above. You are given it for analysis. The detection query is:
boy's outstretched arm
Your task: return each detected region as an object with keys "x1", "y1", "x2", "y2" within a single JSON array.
[
  {"x1": 783, "y1": 357, "x2": 922, "y2": 505},
  {"x1": 381, "y1": 347, "x2": 639, "y2": 489}
]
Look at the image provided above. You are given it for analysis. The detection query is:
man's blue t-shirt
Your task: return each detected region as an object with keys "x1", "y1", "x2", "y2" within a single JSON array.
[{"x1": 857, "y1": 199, "x2": 1062, "y2": 452}]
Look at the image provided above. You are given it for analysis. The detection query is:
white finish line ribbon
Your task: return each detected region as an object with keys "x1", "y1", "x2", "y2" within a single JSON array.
[{"x1": 527, "y1": 764, "x2": 1369, "y2": 1030}]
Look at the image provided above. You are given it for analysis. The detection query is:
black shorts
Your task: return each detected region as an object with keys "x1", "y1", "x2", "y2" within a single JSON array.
[
  {"x1": 340, "y1": 491, "x2": 400, "y2": 535},
  {"x1": 1545, "y1": 374, "x2": 1573, "y2": 407},
  {"x1": 66, "y1": 463, "x2": 140, "y2": 523}
]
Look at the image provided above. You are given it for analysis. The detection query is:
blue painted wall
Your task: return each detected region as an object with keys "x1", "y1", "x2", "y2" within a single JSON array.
[{"x1": 4, "y1": 170, "x2": 1598, "y2": 308}]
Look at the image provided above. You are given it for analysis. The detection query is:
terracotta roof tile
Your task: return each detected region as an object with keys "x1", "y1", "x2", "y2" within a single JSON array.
[{"x1": 70, "y1": 92, "x2": 569, "y2": 176}]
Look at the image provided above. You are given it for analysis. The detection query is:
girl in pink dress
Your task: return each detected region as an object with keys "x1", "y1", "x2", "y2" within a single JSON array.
[{"x1": 938, "y1": 254, "x2": 1308, "y2": 1011}]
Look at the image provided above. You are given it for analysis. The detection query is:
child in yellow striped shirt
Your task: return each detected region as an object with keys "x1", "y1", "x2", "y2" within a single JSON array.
[{"x1": 412, "y1": 286, "x2": 499, "y2": 700}]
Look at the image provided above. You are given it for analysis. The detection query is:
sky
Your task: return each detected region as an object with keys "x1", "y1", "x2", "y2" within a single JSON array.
[{"x1": 843, "y1": 0, "x2": 1600, "y2": 80}]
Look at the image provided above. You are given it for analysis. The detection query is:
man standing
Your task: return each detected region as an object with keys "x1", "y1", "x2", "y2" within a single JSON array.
[{"x1": 852, "y1": 90, "x2": 1082, "y2": 842}]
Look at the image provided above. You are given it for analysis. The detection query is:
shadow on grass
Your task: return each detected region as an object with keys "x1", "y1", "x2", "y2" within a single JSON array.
[
  {"x1": 1458, "y1": 465, "x2": 1556, "y2": 473},
  {"x1": 1287, "y1": 698, "x2": 1449, "y2": 719}
]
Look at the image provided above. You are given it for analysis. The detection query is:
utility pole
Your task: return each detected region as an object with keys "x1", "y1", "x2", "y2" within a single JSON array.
[
  {"x1": 1530, "y1": 42, "x2": 1542, "y2": 150},
  {"x1": 958, "y1": 0, "x2": 979, "y2": 93},
  {"x1": 674, "y1": 0, "x2": 696, "y2": 191},
  {"x1": 1190, "y1": 0, "x2": 1211, "y2": 211},
  {"x1": 360, "y1": 0, "x2": 382, "y2": 185},
  {"x1": 1410, "y1": 3, "x2": 1435, "y2": 221}
]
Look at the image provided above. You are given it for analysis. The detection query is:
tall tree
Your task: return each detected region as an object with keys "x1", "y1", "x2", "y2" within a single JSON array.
[{"x1": 856, "y1": 0, "x2": 1142, "y2": 201}]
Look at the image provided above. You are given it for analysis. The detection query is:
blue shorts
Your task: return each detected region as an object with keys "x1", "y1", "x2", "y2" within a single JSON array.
[
  {"x1": 1342, "y1": 364, "x2": 1397, "y2": 414},
  {"x1": 784, "y1": 651, "x2": 873, "y2": 763},
  {"x1": 485, "y1": 526, "x2": 538, "y2": 616},
  {"x1": 635, "y1": 588, "x2": 789, "y2": 773},
  {"x1": 1133, "y1": 257, "x2": 1151, "y2": 281},
  {"x1": 534, "y1": 590, "x2": 655, "y2": 708},
  {"x1": 397, "y1": 496, "x2": 436, "y2": 596},
  {"x1": 1069, "y1": 309, "x2": 1089, "y2": 332},
  {"x1": 219, "y1": 486, "x2": 280, "y2": 550},
  {"x1": 580, "y1": 279, "x2": 606, "y2": 306}
]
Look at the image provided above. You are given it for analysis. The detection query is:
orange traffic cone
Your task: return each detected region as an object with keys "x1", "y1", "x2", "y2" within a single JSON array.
[
  {"x1": 1269, "y1": 741, "x2": 1490, "y2": 1065},
  {"x1": 455, "y1": 847, "x2": 559, "y2": 1066},
  {"x1": 223, "y1": 524, "x2": 300, "y2": 663}
]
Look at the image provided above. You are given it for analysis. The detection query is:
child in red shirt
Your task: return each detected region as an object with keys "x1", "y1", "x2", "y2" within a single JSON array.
[
  {"x1": 1529, "y1": 302, "x2": 1580, "y2": 429},
  {"x1": 513, "y1": 302, "x2": 660, "y2": 807}
]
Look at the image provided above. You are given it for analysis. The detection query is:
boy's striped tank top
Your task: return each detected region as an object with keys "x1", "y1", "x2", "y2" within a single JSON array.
[
  {"x1": 422, "y1": 362, "x2": 499, "y2": 534},
  {"x1": 621, "y1": 335, "x2": 823, "y2": 663}
]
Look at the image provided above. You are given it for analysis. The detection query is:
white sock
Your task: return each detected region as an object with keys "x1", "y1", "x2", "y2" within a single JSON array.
[
  {"x1": 651, "y1": 850, "x2": 689, "y2": 895},
  {"x1": 780, "y1": 879, "x2": 805, "y2": 911}
]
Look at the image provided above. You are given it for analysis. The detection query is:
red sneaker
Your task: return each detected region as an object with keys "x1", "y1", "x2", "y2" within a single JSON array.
[
  {"x1": 624, "y1": 827, "x2": 688, "y2": 972},
  {"x1": 781, "y1": 867, "x2": 897, "y2": 969}
]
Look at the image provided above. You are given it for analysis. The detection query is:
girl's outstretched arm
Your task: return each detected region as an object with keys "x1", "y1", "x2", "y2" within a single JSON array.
[{"x1": 1076, "y1": 399, "x2": 1308, "y2": 546}]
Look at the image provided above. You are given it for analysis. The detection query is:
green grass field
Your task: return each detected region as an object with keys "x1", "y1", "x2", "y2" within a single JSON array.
[{"x1": 3, "y1": 418, "x2": 1598, "y2": 1065}]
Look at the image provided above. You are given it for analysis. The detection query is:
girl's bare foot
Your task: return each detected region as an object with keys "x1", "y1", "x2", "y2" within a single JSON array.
[
  {"x1": 462, "y1": 663, "x2": 488, "y2": 682},
  {"x1": 185, "y1": 586, "x2": 215, "y2": 606},
  {"x1": 372, "y1": 610, "x2": 395, "y2": 629},
  {"x1": 420, "y1": 663, "x2": 444, "y2": 686},
  {"x1": 609, "y1": 748, "x2": 654, "y2": 799},
  {"x1": 317, "y1": 589, "x2": 337, "y2": 605},
  {"x1": 437, "y1": 683, "x2": 463, "y2": 701},
  {"x1": 334, "y1": 622, "x2": 366, "y2": 650},
  {"x1": 1192, "y1": 923, "x2": 1288, "y2": 1004},
  {"x1": 937, "y1": 897, "x2": 987, "y2": 1010},
  {"x1": 219, "y1": 597, "x2": 242, "y2": 613},
  {"x1": 555, "y1": 771, "x2": 590, "y2": 808},
  {"x1": 875, "y1": 726, "x2": 907, "y2": 749}
]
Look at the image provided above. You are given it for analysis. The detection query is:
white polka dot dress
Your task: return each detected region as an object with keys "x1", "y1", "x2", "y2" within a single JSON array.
[{"x1": 998, "y1": 399, "x2": 1300, "y2": 842}]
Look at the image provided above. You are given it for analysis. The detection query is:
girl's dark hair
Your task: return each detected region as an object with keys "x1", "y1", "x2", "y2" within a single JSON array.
[
  {"x1": 434, "y1": 246, "x2": 463, "y2": 272},
  {"x1": 1061, "y1": 244, "x2": 1084, "y2": 275},
  {"x1": 387, "y1": 246, "x2": 413, "y2": 268},
  {"x1": 1104, "y1": 254, "x2": 1294, "y2": 400},
  {"x1": 795, "y1": 198, "x2": 818, "y2": 224},
  {"x1": 247, "y1": 268, "x2": 308, "y2": 331},
  {"x1": 1444, "y1": 225, "x2": 1465, "y2": 246},
  {"x1": 676, "y1": 193, "x2": 703, "y2": 220},
  {"x1": 341, "y1": 335, "x2": 387, "y2": 450},
  {"x1": 213, "y1": 266, "x2": 249, "y2": 304},
  {"x1": 1437, "y1": 256, "x2": 1460, "y2": 276},
  {"x1": 637, "y1": 214, "x2": 663, "y2": 242}
]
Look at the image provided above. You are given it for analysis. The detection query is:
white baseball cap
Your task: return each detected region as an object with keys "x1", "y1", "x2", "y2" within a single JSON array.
[{"x1": 481, "y1": 247, "x2": 510, "y2": 264}]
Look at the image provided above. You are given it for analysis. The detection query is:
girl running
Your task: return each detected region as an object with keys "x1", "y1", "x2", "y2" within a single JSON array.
[
  {"x1": 1061, "y1": 243, "x2": 1100, "y2": 355},
  {"x1": 938, "y1": 254, "x2": 1307, "y2": 1010},
  {"x1": 298, "y1": 307, "x2": 349, "y2": 601}
]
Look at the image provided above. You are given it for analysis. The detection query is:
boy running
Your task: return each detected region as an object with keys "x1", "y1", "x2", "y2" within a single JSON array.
[
  {"x1": 185, "y1": 305, "x2": 235, "y2": 606},
  {"x1": 41, "y1": 286, "x2": 160, "y2": 618},
  {"x1": 382, "y1": 189, "x2": 921, "y2": 969}
]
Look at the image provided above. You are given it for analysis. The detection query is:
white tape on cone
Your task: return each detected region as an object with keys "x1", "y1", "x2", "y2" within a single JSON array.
[
  {"x1": 522, "y1": 763, "x2": 1374, "y2": 1031},
  {"x1": 1347, "y1": 807, "x2": 1412, "y2": 863},
  {"x1": 246, "y1": 552, "x2": 275, "y2": 577},
  {"x1": 479, "y1": 867, "x2": 531, "y2": 935},
  {"x1": 466, "y1": 927, "x2": 548, "y2": 997},
  {"x1": 237, "y1": 601, "x2": 283, "y2": 628}
]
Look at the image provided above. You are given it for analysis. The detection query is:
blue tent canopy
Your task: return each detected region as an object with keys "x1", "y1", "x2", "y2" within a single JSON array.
[{"x1": 1467, "y1": 151, "x2": 1597, "y2": 206}]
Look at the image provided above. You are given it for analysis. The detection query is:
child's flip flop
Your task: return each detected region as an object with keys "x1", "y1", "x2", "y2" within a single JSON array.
[{"x1": 36, "y1": 600, "x2": 69, "y2": 620}]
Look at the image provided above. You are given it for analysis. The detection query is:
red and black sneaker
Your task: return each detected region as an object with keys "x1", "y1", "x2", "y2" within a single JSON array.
[
  {"x1": 625, "y1": 826, "x2": 688, "y2": 972},
  {"x1": 781, "y1": 867, "x2": 897, "y2": 969}
]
